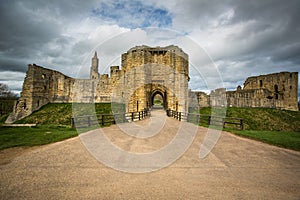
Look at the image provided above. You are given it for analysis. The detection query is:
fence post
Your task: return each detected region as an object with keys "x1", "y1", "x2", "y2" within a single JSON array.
[
  {"x1": 179, "y1": 112, "x2": 181, "y2": 121},
  {"x1": 101, "y1": 115, "x2": 105, "y2": 126},
  {"x1": 208, "y1": 116, "x2": 211, "y2": 125},
  {"x1": 131, "y1": 112, "x2": 134, "y2": 121},
  {"x1": 139, "y1": 111, "x2": 141, "y2": 120},
  {"x1": 71, "y1": 118, "x2": 75, "y2": 128},
  {"x1": 240, "y1": 119, "x2": 244, "y2": 130},
  {"x1": 87, "y1": 116, "x2": 91, "y2": 127},
  {"x1": 222, "y1": 118, "x2": 225, "y2": 128},
  {"x1": 123, "y1": 113, "x2": 126, "y2": 123}
]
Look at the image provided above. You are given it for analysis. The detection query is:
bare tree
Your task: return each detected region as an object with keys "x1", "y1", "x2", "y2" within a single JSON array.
[{"x1": 0, "y1": 83, "x2": 17, "y2": 99}]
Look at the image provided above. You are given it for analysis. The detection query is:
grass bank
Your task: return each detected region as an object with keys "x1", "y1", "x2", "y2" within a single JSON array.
[
  {"x1": 16, "y1": 103, "x2": 115, "y2": 126},
  {"x1": 0, "y1": 125, "x2": 77, "y2": 150},
  {"x1": 1, "y1": 104, "x2": 299, "y2": 151},
  {"x1": 200, "y1": 107, "x2": 300, "y2": 131},
  {"x1": 228, "y1": 130, "x2": 300, "y2": 151},
  {"x1": 199, "y1": 107, "x2": 300, "y2": 151},
  {"x1": 0, "y1": 103, "x2": 117, "y2": 150}
]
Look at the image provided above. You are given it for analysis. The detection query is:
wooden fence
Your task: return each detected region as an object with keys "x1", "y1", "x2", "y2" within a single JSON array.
[
  {"x1": 166, "y1": 109, "x2": 243, "y2": 130},
  {"x1": 72, "y1": 109, "x2": 150, "y2": 128}
]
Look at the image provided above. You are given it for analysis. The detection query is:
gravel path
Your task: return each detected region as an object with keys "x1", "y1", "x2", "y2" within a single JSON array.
[{"x1": 1, "y1": 110, "x2": 300, "y2": 199}]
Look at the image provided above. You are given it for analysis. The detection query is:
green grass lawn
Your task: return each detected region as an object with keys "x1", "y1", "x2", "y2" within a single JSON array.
[
  {"x1": 16, "y1": 103, "x2": 116, "y2": 125},
  {"x1": 228, "y1": 130, "x2": 300, "y2": 151},
  {"x1": 200, "y1": 107, "x2": 300, "y2": 131},
  {"x1": 0, "y1": 103, "x2": 117, "y2": 150},
  {"x1": 199, "y1": 107, "x2": 300, "y2": 151},
  {"x1": 0, "y1": 104, "x2": 299, "y2": 151},
  {"x1": 0, "y1": 125, "x2": 77, "y2": 150}
]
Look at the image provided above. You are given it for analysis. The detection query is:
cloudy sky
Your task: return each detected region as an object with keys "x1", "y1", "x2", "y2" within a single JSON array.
[{"x1": 0, "y1": 0, "x2": 299, "y2": 97}]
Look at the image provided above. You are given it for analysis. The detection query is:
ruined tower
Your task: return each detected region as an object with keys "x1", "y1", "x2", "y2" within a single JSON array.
[{"x1": 90, "y1": 51, "x2": 99, "y2": 80}]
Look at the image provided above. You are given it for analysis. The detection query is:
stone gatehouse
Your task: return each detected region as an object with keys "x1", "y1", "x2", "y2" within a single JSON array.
[{"x1": 6, "y1": 45, "x2": 299, "y2": 123}]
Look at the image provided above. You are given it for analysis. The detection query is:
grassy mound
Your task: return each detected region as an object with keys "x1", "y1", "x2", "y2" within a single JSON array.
[
  {"x1": 0, "y1": 126, "x2": 77, "y2": 150},
  {"x1": 16, "y1": 103, "x2": 115, "y2": 126},
  {"x1": 0, "y1": 103, "x2": 118, "y2": 150},
  {"x1": 199, "y1": 107, "x2": 300, "y2": 151},
  {"x1": 200, "y1": 107, "x2": 300, "y2": 131}
]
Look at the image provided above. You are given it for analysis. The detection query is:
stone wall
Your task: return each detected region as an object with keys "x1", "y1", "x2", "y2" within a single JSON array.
[
  {"x1": 194, "y1": 71, "x2": 299, "y2": 111},
  {"x1": 6, "y1": 64, "x2": 75, "y2": 123}
]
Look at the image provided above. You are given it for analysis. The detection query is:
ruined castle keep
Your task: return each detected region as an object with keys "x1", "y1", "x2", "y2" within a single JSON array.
[{"x1": 6, "y1": 45, "x2": 299, "y2": 123}]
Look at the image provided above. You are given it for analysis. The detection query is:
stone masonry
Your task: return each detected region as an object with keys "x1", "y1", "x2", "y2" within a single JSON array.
[
  {"x1": 5, "y1": 45, "x2": 299, "y2": 123},
  {"x1": 6, "y1": 45, "x2": 189, "y2": 123},
  {"x1": 193, "y1": 72, "x2": 298, "y2": 111}
]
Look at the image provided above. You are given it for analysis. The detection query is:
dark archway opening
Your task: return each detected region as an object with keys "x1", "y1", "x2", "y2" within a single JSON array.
[{"x1": 151, "y1": 90, "x2": 166, "y2": 109}]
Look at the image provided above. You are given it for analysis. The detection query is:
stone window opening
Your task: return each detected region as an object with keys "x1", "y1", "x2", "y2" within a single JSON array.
[
  {"x1": 274, "y1": 84, "x2": 279, "y2": 99},
  {"x1": 259, "y1": 80, "x2": 263, "y2": 87},
  {"x1": 23, "y1": 100, "x2": 26, "y2": 109},
  {"x1": 42, "y1": 74, "x2": 46, "y2": 79}
]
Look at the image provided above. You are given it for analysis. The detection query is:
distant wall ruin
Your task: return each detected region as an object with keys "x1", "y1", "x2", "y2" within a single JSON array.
[{"x1": 192, "y1": 72, "x2": 298, "y2": 111}]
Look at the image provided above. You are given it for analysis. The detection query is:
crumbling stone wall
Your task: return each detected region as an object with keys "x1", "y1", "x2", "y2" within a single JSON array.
[
  {"x1": 6, "y1": 64, "x2": 75, "y2": 123},
  {"x1": 194, "y1": 72, "x2": 298, "y2": 111}
]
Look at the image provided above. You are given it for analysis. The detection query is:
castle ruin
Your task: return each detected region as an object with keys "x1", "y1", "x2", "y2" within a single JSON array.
[
  {"x1": 193, "y1": 71, "x2": 298, "y2": 110},
  {"x1": 5, "y1": 45, "x2": 298, "y2": 123}
]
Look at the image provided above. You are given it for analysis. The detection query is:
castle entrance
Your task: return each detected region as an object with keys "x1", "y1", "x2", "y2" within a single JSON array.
[
  {"x1": 113, "y1": 46, "x2": 189, "y2": 113},
  {"x1": 151, "y1": 90, "x2": 167, "y2": 109}
]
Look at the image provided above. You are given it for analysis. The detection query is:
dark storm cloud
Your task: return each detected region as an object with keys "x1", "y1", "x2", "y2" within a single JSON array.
[
  {"x1": 0, "y1": 0, "x2": 99, "y2": 72},
  {"x1": 228, "y1": 0, "x2": 300, "y2": 64},
  {"x1": 170, "y1": 0, "x2": 300, "y2": 67},
  {"x1": 0, "y1": 1, "x2": 61, "y2": 72},
  {"x1": 0, "y1": 0, "x2": 299, "y2": 95}
]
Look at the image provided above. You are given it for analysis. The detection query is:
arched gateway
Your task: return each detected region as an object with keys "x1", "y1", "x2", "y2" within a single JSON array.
[{"x1": 111, "y1": 45, "x2": 189, "y2": 113}]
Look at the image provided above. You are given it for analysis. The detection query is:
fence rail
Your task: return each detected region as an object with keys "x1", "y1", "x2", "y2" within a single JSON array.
[
  {"x1": 72, "y1": 109, "x2": 150, "y2": 128},
  {"x1": 166, "y1": 109, "x2": 243, "y2": 130}
]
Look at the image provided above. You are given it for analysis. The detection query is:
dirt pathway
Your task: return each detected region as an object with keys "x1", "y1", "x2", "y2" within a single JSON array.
[{"x1": 1, "y1": 110, "x2": 299, "y2": 199}]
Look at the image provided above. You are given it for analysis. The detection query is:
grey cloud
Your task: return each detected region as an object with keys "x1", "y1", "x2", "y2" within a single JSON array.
[{"x1": 0, "y1": 0, "x2": 299, "y2": 96}]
